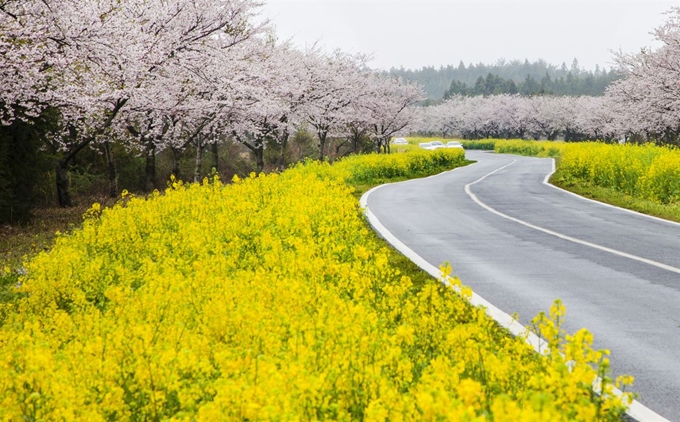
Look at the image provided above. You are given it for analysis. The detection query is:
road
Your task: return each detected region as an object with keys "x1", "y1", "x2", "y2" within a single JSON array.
[{"x1": 365, "y1": 150, "x2": 680, "y2": 421}]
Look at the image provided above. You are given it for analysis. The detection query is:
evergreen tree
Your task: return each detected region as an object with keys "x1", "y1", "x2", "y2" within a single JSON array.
[
  {"x1": 540, "y1": 72, "x2": 553, "y2": 94},
  {"x1": 566, "y1": 72, "x2": 576, "y2": 94},
  {"x1": 473, "y1": 76, "x2": 487, "y2": 96},
  {"x1": 521, "y1": 75, "x2": 540, "y2": 95},
  {"x1": 444, "y1": 79, "x2": 469, "y2": 98}
]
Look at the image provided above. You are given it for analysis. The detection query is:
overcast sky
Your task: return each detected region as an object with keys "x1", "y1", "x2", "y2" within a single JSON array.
[{"x1": 260, "y1": 0, "x2": 677, "y2": 71}]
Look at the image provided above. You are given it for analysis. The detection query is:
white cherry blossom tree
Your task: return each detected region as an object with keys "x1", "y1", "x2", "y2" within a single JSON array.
[{"x1": 363, "y1": 74, "x2": 424, "y2": 153}]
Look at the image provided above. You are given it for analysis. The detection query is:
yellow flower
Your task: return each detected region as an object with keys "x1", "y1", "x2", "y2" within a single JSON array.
[{"x1": 0, "y1": 153, "x2": 630, "y2": 420}]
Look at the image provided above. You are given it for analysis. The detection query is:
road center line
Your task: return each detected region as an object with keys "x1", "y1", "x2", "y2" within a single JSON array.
[{"x1": 465, "y1": 160, "x2": 680, "y2": 276}]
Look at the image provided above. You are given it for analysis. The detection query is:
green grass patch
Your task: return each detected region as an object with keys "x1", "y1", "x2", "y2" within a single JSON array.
[{"x1": 461, "y1": 139, "x2": 497, "y2": 150}]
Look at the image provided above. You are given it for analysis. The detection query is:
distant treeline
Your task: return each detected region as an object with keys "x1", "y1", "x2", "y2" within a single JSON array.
[
  {"x1": 443, "y1": 70, "x2": 619, "y2": 98},
  {"x1": 388, "y1": 58, "x2": 620, "y2": 99}
]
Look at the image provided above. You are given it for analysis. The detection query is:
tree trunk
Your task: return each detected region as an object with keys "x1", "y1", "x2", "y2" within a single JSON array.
[
  {"x1": 194, "y1": 141, "x2": 204, "y2": 183},
  {"x1": 256, "y1": 144, "x2": 264, "y2": 174},
  {"x1": 171, "y1": 147, "x2": 181, "y2": 180},
  {"x1": 103, "y1": 141, "x2": 118, "y2": 198},
  {"x1": 350, "y1": 128, "x2": 362, "y2": 154},
  {"x1": 278, "y1": 133, "x2": 289, "y2": 171},
  {"x1": 211, "y1": 142, "x2": 219, "y2": 173},
  {"x1": 53, "y1": 98, "x2": 128, "y2": 206},
  {"x1": 145, "y1": 142, "x2": 156, "y2": 192},
  {"x1": 318, "y1": 132, "x2": 327, "y2": 161},
  {"x1": 56, "y1": 160, "x2": 72, "y2": 207}
]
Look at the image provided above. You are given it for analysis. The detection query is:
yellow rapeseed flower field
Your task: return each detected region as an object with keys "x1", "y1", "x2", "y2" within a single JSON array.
[{"x1": 0, "y1": 149, "x2": 631, "y2": 420}]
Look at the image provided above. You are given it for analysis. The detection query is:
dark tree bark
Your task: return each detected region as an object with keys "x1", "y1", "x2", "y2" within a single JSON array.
[
  {"x1": 55, "y1": 98, "x2": 128, "y2": 207},
  {"x1": 193, "y1": 139, "x2": 204, "y2": 183},
  {"x1": 103, "y1": 141, "x2": 118, "y2": 198},
  {"x1": 349, "y1": 126, "x2": 364, "y2": 154},
  {"x1": 277, "y1": 138, "x2": 286, "y2": 171},
  {"x1": 55, "y1": 161, "x2": 71, "y2": 207},
  {"x1": 127, "y1": 125, "x2": 157, "y2": 192},
  {"x1": 255, "y1": 142, "x2": 264, "y2": 174},
  {"x1": 317, "y1": 131, "x2": 328, "y2": 161},
  {"x1": 171, "y1": 147, "x2": 181, "y2": 180},
  {"x1": 277, "y1": 130, "x2": 289, "y2": 171},
  {"x1": 211, "y1": 142, "x2": 219, "y2": 173},
  {"x1": 335, "y1": 139, "x2": 351, "y2": 157},
  {"x1": 145, "y1": 142, "x2": 156, "y2": 192},
  {"x1": 241, "y1": 137, "x2": 265, "y2": 174}
]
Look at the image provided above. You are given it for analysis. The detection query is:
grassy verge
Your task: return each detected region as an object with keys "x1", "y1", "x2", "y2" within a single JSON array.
[
  {"x1": 1, "y1": 204, "x2": 98, "y2": 270},
  {"x1": 551, "y1": 168, "x2": 680, "y2": 223},
  {"x1": 461, "y1": 139, "x2": 497, "y2": 150},
  {"x1": 1, "y1": 197, "x2": 118, "y2": 304}
]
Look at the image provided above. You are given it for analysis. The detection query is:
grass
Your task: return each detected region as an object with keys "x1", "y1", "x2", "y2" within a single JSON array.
[
  {"x1": 0, "y1": 196, "x2": 118, "y2": 303},
  {"x1": 460, "y1": 139, "x2": 498, "y2": 150},
  {"x1": 1, "y1": 207, "x2": 85, "y2": 270}
]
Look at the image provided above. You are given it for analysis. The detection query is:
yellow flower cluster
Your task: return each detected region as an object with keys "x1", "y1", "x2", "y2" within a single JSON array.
[
  {"x1": 558, "y1": 142, "x2": 680, "y2": 203},
  {"x1": 0, "y1": 154, "x2": 630, "y2": 420},
  {"x1": 336, "y1": 148, "x2": 468, "y2": 185},
  {"x1": 494, "y1": 139, "x2": 567, "y2": 158}
]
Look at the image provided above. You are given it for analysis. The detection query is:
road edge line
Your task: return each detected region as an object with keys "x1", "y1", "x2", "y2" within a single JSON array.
[
  {"x1": 361, "y1": 169, "x2": 670, "y2": 422},
  {"x1": 541, "y1": 156, "x2": 673, "y2": 421},
  {"x1": 543, "y1": 157, "x2": 680, "y2": 228}
]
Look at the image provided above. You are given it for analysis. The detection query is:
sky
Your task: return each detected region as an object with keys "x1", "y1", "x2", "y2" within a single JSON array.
[{"x1": 259, "y1": 0, "x2": 678, "y2": 71}]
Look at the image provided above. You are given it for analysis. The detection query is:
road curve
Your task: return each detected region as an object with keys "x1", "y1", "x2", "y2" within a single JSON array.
[{"x1": 365, "y1": 150, "x2": 680, "y2": 421}]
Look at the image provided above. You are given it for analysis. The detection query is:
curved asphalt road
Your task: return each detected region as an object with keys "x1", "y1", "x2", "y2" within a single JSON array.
[{"x1": 366, "y1": 150, "x2": 680, "y2": 421}]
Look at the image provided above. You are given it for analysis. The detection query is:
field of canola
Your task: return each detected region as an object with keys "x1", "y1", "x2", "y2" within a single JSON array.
[{"x1": 0, "y1": 148, "x2": 632, "y2": 420}]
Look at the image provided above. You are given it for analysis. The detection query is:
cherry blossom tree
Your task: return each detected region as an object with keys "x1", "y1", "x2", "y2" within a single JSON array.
[
  {"x1": 301, "y1": 50, "x2": 370, "y2": 161},
  {"x1": 363, "y1": 74, "x2": 424, "y2": 153},
  {"x1": 417, "y1": 94, "x2": 618, "y2": 141},
  {"x1": 0, "y1": 1, "x2": 58, "y2": 124},
  {"x1": 230, "y1": 40, "x2": 313, "y2": 173},
  {"x1": 607, "y1": 7, "x2": 680, "y2": 144},
  {"x1": 1, "y1": 0, "x2": 266, "y2": 205},
  {"x1": 573, "y1": 96, "x2": 619, "y2": 141}
]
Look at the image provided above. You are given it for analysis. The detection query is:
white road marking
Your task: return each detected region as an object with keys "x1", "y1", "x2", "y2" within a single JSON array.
[
  {"x1": 466, "y1": 160, "x2": 680, "y2": 276},
  {"x1": 543, "y1": 157, "x2": 680, "y2": 228},
  {"x1": 361, "y1": 160, "x2": 671, "y2": 422}
]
